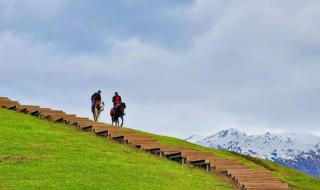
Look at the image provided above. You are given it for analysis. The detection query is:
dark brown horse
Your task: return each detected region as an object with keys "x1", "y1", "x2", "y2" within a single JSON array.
[{"x1": 110, "y1": 103, "x2": 126, "y2": 126}]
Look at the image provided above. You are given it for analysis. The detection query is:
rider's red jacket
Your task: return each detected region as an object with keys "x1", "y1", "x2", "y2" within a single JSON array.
[{"x1": 112, "y1": 95, "x2": 122, "y2": 105}]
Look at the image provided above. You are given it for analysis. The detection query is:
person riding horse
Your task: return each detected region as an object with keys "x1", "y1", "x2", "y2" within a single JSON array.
[
  {"x1": 91, "y1": 90, "x2": 103, "y2": 121},
  {"x1": 110, "y1": 92, "x2": 126, "y2": 126}
]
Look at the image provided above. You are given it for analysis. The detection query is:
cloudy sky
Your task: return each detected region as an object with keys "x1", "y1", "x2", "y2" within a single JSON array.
[{"x1": 1, "y1": 0, "x2": 320, "y2": 138}]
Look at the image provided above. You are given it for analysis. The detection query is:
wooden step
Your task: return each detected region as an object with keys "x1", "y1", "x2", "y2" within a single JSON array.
[
  {"x1": 17, "y1": 105, "x2": 40, "y2": 113},
  {"x1": 92, "y1": 125, "x2": 110, "y2": 137},
  {"x1": 230, "y1": 171, "x2": 274, "y2": 177},
  {"x1": 181, "y1": 150, "x2": 213, "y2": 156},
  {"x1": 67, "y1": 118, "x2": 91, "y2": 126},
  {"x1": 239, "y1": 180, "x2": 283, "y2": 186},
  {"x1": 0, "y1": 97, "x2": 10, "y2": 101},
  {"x1": 245, "y1": 188, "x2": 289, "y2": 190},
  {"x1": 0, "y1": 100, "x2": 20, "y2": 109},
  {"x1": 231, "y1": 172, "x2": 274, "y2": 177},
  {"x1": 20, "y1": 106, "x2": 44, "y2": 114},
  {"x1": 243, "y1": 182, "x2": 288, "y2": 188},
  {"x1": 233, "y1": 174, "x2": 276, "y2": 182},
  {"x1": 230, "y1": 172, "x2": 275, "y2": 180},
  {"x1": 166, "y1": 150, "x2": 212, "y2": 157},
  {"x1": 109, "y1": 131, "x2": 136, "y2": 138},
  {"x1": 30, "y1": 108, "x2": 52, "y2": 116},
  {"x1": 186, "y1": 155, "x2": 216, "y2": 162},
  {"x1": 47, "y1": 114, "x2": 77, "y2": 122},
  {"x1": 166, "y1": 150, "x2": 213, "y2": 163},
  {"x1": 105, "y1": 126, "x2": 127, "y2": 132},
  {"x1": 235, "y1": 176, "x2": 279, "y2": 182},
  {"x1": 110, "y1": 132, "x2": 143, "y2": 139},
  {"x1": 112, "y1": 134, "x2": 154, "y2": 144},
  {"x1": 140, "y1": 144, "x2": 170, "y2": 151},
  {"x1": 214, "y1": 164, "x2": 247, "y2": 171},
  {"x1": 78, "y1": 122, "x2": 99, "y2": 131},
  {"x1": 209, "y1": 160, "x2": 242, "y2": 165},
  {"x1": 227, "y1": 169, "x2": 271, "y2": 175},
  {"x1": 126, "y1": 138, "x2": 156, "y2": 144},
  {"x1": 133, "y1": 141, "x2": 165, "y2": 148},
  {"x1": 39, "y1": 110, "x2": 65, "y2": 118},
  {"x1": 131, "y1": 142, "x2": 171, "y2": 152},
  {"x1": 160, "y1": 148, "x2": 192, "y2": 155}
]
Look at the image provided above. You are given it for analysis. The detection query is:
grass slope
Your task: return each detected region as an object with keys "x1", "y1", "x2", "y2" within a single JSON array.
[
  {"x1": 0, "y1": 108, "x2": 233, "y2": 190},
  {"x1": 132, "y1": 128, "x2": 320, "y2": 190}
]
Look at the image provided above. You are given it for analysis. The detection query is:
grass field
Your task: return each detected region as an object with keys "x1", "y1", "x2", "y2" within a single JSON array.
[
  {"x1": 1, "y1": 108, "x2": 319, "y2": 190},
  {"x1": 0, "y1": 108, "x2": 233, "y2": 190}
]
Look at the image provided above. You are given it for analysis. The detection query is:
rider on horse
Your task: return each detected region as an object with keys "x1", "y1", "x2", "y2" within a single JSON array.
[
  {"x1": 110, "y1": 92, "x2": 126, "y2": 126},
  {"x1": 91, "y1": 90, "x2": 102, "y2": 109},
  {"x1": 112, "y1": 92, "x2": 122, "y2": 108}
]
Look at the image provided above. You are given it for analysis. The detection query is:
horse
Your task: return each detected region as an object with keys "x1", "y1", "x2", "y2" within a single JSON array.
[
  {"x1": 110, "y1": 103, "x2": 126, "y2": 127},
  {"x1": 92, "y1": 101, "x2": 104, "y2": 122}
]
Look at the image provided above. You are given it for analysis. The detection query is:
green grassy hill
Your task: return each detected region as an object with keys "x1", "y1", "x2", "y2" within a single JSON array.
[
  {"x1": 136, "y1": 130, "x2": 320, "y2": 190},
  {"x1": 1, "y1": 108, "x2": 319, "y2": 190},
  {"x1": 135, "y1": 129, "x2": 320, "y2": 190},
  {"x1": 0, "y1": 108, "x2": 232, "y2": 190}
]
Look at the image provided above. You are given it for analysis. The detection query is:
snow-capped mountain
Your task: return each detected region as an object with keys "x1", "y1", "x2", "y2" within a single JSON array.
[
  {"x1": 186, "y1": 128, "x2": 320, "y2": 178},
  {"x1": 185, "y1": 135, "x2": 204, "y2": 143}
]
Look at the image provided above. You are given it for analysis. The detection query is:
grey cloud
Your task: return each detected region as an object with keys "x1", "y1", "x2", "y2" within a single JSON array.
[{"x1": 1, "y1": 0, "x2": 320, "y2": 138}]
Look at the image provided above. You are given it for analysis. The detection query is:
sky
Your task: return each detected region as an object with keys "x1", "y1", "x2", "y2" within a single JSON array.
[{"x1": 1, "y1": 0, "x2": 320, "y2": 138}]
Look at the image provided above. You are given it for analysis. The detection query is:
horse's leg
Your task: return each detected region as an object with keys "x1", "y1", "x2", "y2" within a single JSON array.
[
  {"x1": 120, "y1": 116, "x2": 123, "y2": 127},
  {"x1": 94, "y1": 109, "x2": 98, "y2": 121},
  {"x1": 96, "y1": 110, "x2": 100, "y2": 121},
  {"x1": 111, "y1": 116, "x2": 114, "y2": 125},
  {"x1": 116, "y1": 117, "x2": 119, "y2": 126},
  {"x1": 91, "y1": 106, "x2": 95, "y2": 121},
  {"x1": 93, "y1": 110, "x2": 96, "y2": 121}
]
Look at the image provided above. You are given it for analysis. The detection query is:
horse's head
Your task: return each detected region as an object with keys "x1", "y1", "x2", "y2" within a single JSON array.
[
  {"x1": 120, "y1": 103, "x2": 126, "y2": 110},
  {"x1": 100, "y1": 101, "x2": 105, "y2": 111}
]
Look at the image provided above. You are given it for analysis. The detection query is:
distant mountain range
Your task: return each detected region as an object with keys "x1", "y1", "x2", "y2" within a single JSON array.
[{"x1": 186, "y1": 128, "x2": 320, "y2": 178}]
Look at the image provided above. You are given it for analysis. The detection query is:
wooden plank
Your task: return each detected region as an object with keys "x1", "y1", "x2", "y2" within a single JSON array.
[
  {"x1": 243, "y1": 183, "x2": 288, "y2": 188},
  {"x1": 30, "y1": 108, "x2": 52, "y2": 116},
  {"x1": 17, "y1": 105, "x2": 40, "y2": 113},
  {"x1": 0, "y1": 97, "x2": 10, "y2": 101},
  {"x1": 0, "y1": 100, "x2": 20, "y2": 109},
  {"x1": 245, "y1": 188, "x2": 288, "y2": 190}
]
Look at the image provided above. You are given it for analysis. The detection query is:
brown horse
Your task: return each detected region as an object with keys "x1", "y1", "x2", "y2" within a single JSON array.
[
  {"x1": 92, "y1": 101, "x2": 104, "y2": 121},
  {"x1": 110, "y1": 103, "x2": 126, "y2": 127}
]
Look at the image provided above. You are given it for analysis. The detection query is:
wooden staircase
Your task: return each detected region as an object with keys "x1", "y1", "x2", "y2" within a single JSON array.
[{"x1": 0, "y1": 97, "x2": 290, "y2": 190}]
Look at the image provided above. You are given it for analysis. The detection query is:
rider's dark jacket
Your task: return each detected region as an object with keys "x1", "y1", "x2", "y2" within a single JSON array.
[{"x1": 91, "y1": 92, "x2": 101, "y2": 102}]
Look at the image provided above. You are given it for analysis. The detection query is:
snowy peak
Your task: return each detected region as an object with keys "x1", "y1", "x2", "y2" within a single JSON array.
[
  {"x1": 186, "y1": 128, "x2": 320, "y2": 177},
  {"x1": 185, "y1": 135, "x2": 204, "y2": 143},
  {"x1": 282, "y1": 132, "x2": 320, "y2": 145},
  {"x1": 186, "y1": 129, "x2": 320, "y2": 160},
  {"x1": 202, "y1": 128, "x2": 246, "y2": 141},
  {"x1": 216, "y1": 128, "x2": 246, "y2": 138}
]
